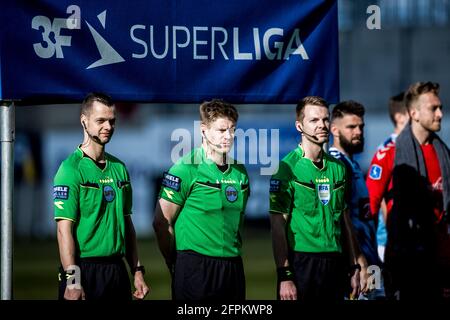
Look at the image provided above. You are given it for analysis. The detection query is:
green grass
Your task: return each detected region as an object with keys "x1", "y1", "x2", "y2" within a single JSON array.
[{"x1": 13, "y1": 227, "x2": 276, "y2": 300}]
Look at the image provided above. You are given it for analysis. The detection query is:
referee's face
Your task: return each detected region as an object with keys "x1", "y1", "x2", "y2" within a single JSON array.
[
  {"x1": 84, "y1": 101, "x2": 116, "y2": 145},
  {"x1": 204, "y1": 117, "x2": 236, "y2": 154},
  {"x1": 300, "y1": 104, "x2": 330, "y2": 145}
]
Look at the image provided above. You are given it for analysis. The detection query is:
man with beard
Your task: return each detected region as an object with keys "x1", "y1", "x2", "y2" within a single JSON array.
[
  {"x1": 270, "y1": 96, "x2": 368, "y2": 301},
  {"x1": 329, "y1": 100, "x2": 384, "y2": 299},
  {"x1": 367, "y1": 82, "x2": 450, "y2": 301}
]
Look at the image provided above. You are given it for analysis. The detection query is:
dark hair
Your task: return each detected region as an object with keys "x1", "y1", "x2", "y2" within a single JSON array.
[
  {"x1": 404, "y1": 82, "x2": 440, "y2": 110},
  {"x1": 331, "y1": 100, "x2": 365, "y2": 121},
  {"x1": 296, "y1": 96, "x2": 329, "y2": 122},
  {"x1": 199, "y1": 99, "x2": 238, "y2": 125},
  {"x1": 81, "y1": 92, "x2": 115, "y2": 116},
  {"x1": 388, "y1": 92, "x2": 407, "y2": 125}
]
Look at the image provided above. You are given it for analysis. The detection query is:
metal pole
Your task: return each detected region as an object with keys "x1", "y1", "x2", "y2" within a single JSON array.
[{"x1": 1, "y1": 101, "x2": 15, "y2": 300}]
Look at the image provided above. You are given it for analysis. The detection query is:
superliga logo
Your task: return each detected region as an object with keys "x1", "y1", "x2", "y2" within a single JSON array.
[{"x1": 31, "y1": 4, "x2": 310, "y2": 70}]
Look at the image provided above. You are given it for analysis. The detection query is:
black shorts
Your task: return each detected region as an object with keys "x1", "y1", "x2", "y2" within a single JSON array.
[
  {"x1": 172, "y1": 250, "x2": 245, "y2": 301},
  {"x1": 58, "y1": 256, "x2": 131, "y2": 300},
  {"x1": 287, "y1": 251, "x2": 346, "y2": 302},
  {"x1": 384, "y1": 252, "x2": 446, "y2": 301}
]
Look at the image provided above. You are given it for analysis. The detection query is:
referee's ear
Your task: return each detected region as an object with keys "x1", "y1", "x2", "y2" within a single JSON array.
[
  {"x1": 200, "y1": 123, "x2": 208, "y2": 135},
  {"x1": 80, "y1": 114, "x2": 87, "y2": 129}
]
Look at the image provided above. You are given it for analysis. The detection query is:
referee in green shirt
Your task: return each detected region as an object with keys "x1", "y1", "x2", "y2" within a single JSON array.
[
  {"x1": 269, "y1": 96, "x2": 368, "y2": 301},
  {"x1": 153, "y1": 99, "x2": 250, "y2": 300},
  {"x1": 54, "y1": 93, "x2": 149, "y2": 300}
]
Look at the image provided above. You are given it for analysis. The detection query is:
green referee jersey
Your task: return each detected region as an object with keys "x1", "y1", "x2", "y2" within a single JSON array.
[
  {"x1": 159, "y1": 147, "x2": 250, "y2": 257},
  {"x1": 269, "y1": 145, "x2": 347, "y2": 253},
  {"x1": 53, "y1": 147, "x2": 132, "y2": 258}
]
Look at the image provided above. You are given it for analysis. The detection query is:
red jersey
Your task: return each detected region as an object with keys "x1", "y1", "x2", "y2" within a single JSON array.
[
  {"x1": 366, "y1": 140, "x2": 445, "y2": 223},
  {"x1": 366, "y1": 138, "x2": 396, "y2": 218},
  {"x1": 421, "y1": 144, "x2": 444, "y2": 222}
]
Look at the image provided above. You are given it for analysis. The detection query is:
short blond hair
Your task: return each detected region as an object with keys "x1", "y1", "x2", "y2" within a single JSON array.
[{"x1": 405, "y1": 82, "x2": 440, "y2": 110}]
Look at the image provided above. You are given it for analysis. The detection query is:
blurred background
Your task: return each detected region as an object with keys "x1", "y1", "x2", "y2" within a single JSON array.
[{"x1": 4, "y1": 0, "x2": 450, "y2": 299}]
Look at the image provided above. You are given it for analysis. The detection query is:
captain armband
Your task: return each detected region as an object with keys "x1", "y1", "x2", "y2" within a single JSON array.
[
  {"x1": 277, "y1": 266, "x2": 294, "y2": 282},
  {"x1": 348, "y1": 263, "x2": 362, "y2": 275}
]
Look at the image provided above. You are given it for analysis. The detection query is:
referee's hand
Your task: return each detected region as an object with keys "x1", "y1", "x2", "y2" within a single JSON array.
[
  {"x1": 279, "y1": 280, "x2": 297, "y2": 300},
  {"x1": 64, "y1": 287, "x2": 85, "y2": 300},
  {"x1": 350, "y1": 270, "x2": 361, "y2": 299},
  {"x1": 133, "y1": 272, "x2": 150, "y2": 300}
]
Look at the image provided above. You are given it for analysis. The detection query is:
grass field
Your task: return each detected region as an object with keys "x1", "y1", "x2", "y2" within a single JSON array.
[{"x1": 13, "y1": 226, "x2": 277, "y2": 300}]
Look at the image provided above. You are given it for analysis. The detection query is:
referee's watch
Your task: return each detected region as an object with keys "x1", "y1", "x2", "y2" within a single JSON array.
[
  {"x1": 132, "y1": 265, "x2": 145, "y2": 276},
  {"x1": 349, "y1": 263, "x2": 361, "y2": 273}
]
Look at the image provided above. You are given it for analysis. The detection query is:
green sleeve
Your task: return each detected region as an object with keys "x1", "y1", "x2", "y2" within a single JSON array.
[
  {"x1": 269, "y1": 161, "x2": 294, "y2": 215},
  {"x1": 159, "y1": 162, "x2": 193, "y2": 206},
  {"x1": 53, "y1": 161, "x2": 80, "y2": 222}
]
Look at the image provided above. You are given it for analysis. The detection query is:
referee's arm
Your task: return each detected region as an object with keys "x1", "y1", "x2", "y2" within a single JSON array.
[
  {"x1": 270, "y1": 213, "x2": 297, "y2": 300},
  {"x1": 57, "y1": 220, "x2": 77, "y2": 271},
  {"x1": 124, "y1": 216, "x2": 150, "y2": 299},
  {"x1": 153, "y1": 198, "x2": 181, "y2": 273},
  {"x1": 57, "y1": 219, "x2": 85, "y2": 300},
  {"x1": 342, "y1": 209, "x2": 368, "y2": 296}
]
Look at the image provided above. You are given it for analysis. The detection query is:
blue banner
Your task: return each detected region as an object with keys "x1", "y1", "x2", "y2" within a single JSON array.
[{"x1": 0, "y1": 0, "x2": 339, "y2": 103}]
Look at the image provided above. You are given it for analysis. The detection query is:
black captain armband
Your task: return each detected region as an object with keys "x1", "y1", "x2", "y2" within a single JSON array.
[
  {"x1": 132, "y1": 265, "x2": 145, "y2": 276},
  {"x1": 277, "y1": 266, "x2": 294, "y2": 282},
  {"x1": 348, "y1": 263, "x2": 361, "y2": 274}
]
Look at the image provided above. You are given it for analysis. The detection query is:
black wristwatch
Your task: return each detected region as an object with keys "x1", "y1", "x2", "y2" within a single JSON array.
[
  {"x1": 349, "y1": 263, "x2": 362, "y2": 273},
  {"x1": 132, "y1": 265, "x2": 145, "y2": 275}
]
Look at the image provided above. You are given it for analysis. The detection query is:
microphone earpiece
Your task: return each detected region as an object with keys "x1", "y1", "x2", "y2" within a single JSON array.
[
  {"x1": 202, "y1": 130, "x2": 222, "y2": 148},
  {"x1": 300, "y1": 127, "x2": 319, "y2": 141},
  {"x1": 82, "y1": 121, "x2": 87, "y2": 130}
]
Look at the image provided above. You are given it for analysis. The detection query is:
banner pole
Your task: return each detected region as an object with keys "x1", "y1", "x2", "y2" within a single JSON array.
[{"x1": 1, "y1": 100, "x2": 15, "y2": 300}]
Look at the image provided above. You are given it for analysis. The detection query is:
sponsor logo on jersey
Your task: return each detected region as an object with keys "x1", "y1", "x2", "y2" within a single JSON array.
[
  {"x1": 221, "y1": 178, "x2": 236, "y2": 184},
  {"x1": 369, "y1": 164, "x2": 382, "y2": 180},
  {"x1": 99, "y1": 177, "x2": 114, "y2": 184},
  {"x1": 162, "y1": 172, "x2": 181, "y2": 191},
  {"x1": 103, "y1": 185, "x2": 116, "y2": 202},
  {"x1": 53, "y1": 185, "x2": 69, "y2": 200},
  {"x1": 376, "y1": 151, "x2": 386, "y2": 161},
  {"x1": 225, "y1": 185, "x2": 238, "y2": 202},
  {"x1": 432, "y1": 177, "x2": 443, "y2": 191},
  {"x1": 318, "y1": 184, "x2": 330, "y2": 205},
  {"x1": 315, "y1": 177, "x2": 330, "y2": 183},
  {"x1": 54, "y1": 201, "x2": 64, "y2": 210},
  {"x1": 270, "y1": 179, "x2": 281, "y2": 192},
  {"x1": 163, "y1": 188, "x2": 174, "y2": 200}
]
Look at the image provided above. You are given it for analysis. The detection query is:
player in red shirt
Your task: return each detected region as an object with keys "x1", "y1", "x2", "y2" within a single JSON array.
[
  {"x1": 367, "y1": 82, "x2": 450, "y2": 301},
  {"x1": 366, "y1": 93, "x2": 409, "y2": 264}
]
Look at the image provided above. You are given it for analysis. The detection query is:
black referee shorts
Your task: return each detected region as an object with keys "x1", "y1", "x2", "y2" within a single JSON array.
[
  {"x1": 58, "y1": 256, "x2": 131, "y2": 300},
  {"x1": 173, "y1": 250, "x2": 245, "y2": 301},
  {"x1": 288, "y1": 251, "x2": 346, "y2": 302}
]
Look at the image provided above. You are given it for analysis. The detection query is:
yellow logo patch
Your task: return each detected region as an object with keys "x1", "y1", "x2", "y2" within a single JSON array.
[
  {"x1": 54, "y1": 201, "x2": 64, "y2": 210},
  {"x1": 163, "y1": 188, "x2": 174, "y2": 200}
]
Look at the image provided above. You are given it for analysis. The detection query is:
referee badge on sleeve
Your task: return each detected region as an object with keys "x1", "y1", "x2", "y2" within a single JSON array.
[
  {"x1": 162, "y1": 172, "x2": 181, "y2": 191},
  {"x1": 270, "y1": 179, "x2": 281, "y2": 192},
  {"x1": 53, "y1": 185, "x2": 69, "y2": 200}
]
